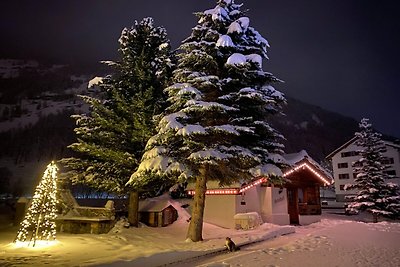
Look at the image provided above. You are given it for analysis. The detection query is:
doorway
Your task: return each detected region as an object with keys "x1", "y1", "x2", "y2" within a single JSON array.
[{"x1": 287, "y1": 188, "x2": 299, "y2": 224}]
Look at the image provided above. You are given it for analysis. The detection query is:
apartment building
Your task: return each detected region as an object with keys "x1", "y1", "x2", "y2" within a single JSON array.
[{"x1": 326, "y1": 137, "x2": 400, "y2": 202}]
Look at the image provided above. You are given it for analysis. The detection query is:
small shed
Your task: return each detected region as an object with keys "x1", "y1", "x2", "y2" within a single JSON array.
[{"x1": 139, "y1": 200, "x2": 178, "y2": 227}]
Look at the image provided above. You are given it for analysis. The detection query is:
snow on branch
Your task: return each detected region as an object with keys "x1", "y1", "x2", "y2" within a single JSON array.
[
  {"x1": 159, "y1": 112, "x2": 187, "y2": 133},
  {"x1": 207, "y1": 125, "x2": 240, "y2": 136},
  {"x1": 204, "y1": 6, "x2": 230, "y2": 22},
  {"x1": 176, "y1": 124, "x2": 206, "y2": 136},
  {"x1": 188, "y1": 148, "x2": 233, "y2": 165},
  {"x1": 183, "y1": 100, "x2": 238, "y2": 112},
  {"x1": 250, "y1": 163, "x2": 283, "y2": 177},
  {"x1": 88, "y1": 76, "x2": 103, "y2": 88},
  {"x1": 216, "y1": 35, "x2": 235, "y2": 47}
]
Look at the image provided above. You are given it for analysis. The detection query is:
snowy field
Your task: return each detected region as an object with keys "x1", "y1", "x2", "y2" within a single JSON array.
[
  {"x1": 0, "y1": 203, "x2": 399, "y2": 267},
  {"x1": 177, "y1": 213, "x2": 400, "y2": 267}
]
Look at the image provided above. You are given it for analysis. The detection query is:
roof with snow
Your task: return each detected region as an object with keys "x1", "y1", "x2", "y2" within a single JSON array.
[
  {"x1": 138, "y1": 199, "x2": 176, "y2": 213},
  {"x1": 325, "y1": 136, "x2": 400, "y2": 159},
  {"x1": 187, "y1": 150, "x2": 332, "y2": 195},
  {"x1": 283, "y1": 150, "x2": 333, "y2": 185}
]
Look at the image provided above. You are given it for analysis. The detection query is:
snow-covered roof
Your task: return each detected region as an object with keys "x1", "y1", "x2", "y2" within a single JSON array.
[
  {"x1": 325, "y1": 136, "x2": 400, "y2": 159},
  {"x1": 325, "y1": 137, "x2": 358, "y2": 159},
  {"x1": 283, "y1": 150, "x2": 310, "y2": 166},
  {"x1": 283, "y1": 150, "x2": 333, "y2": 184},
  {"x1": 187, "y1": 150, "x2": 332, "y2": 194},
  {"x1": 138, "y1": 199, "x2": 176, "y2": 213}
]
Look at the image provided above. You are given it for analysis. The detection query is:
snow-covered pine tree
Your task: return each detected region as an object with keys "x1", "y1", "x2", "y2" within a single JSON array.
[
  {"x1": 345, "y1": 118, "x2": 400, "y2": 222},
  {"x1": 61, "y1": 17, "x2": 174, "y2": 226},
  {"x1": 128, "y1": 0, "x2": 286, "y2": 241}
]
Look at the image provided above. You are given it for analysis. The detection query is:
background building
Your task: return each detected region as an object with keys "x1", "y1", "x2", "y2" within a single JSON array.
[{"x1": 326, "y1": 137, "x2": 400, "y2": 202}]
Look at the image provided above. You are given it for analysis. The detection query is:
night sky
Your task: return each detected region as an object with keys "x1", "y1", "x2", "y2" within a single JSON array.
[{"x1": 1, "y1": 0, "x2": 399, "y2": 138}]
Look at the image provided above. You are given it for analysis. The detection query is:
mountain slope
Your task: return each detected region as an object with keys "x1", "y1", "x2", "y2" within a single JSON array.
[
  {"x1": 270, "y1": 96, "x2": 359, "y2": 162},
  {"x1": 0, "y1": 60, "x2": 362, "y2": 195}
]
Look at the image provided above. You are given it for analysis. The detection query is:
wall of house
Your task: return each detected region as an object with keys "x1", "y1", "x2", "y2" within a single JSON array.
[
  {"x1": 333, "y1": 142, "x2": 400, "y2": 202},
  {"x1": 261, "y1": 186, "x2": 289, "y2": 225},
  {"x1": 235, "y1": 186, "x2": 262, "y2": 215},
  {"x1": 299, "y1": 214, "x2": 320, "y2": 225},
  {"x1": 204, "y1": 194, "x2": 237, "y2": 228},
  {"x1": 203, "y1": 185, "x2": 293, "y2": 228},
  {"x1": 386, "y1": 145, "x2": 400, "y2": 186}
]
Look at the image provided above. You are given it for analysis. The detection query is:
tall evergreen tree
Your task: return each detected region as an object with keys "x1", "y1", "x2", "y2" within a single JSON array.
[
  {"x1": 61, "y1": 17, "x2": 174, "y2": 226},
  {"x1": 345, "y1": 118, "x2": 400, "y2": 222},
  {"x1": 129, "y1": 0, "x2": 286, "y2": 241}
]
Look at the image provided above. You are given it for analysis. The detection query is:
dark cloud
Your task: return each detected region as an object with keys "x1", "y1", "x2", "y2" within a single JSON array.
[{"x1": 1, "y1": 0, "x2": 399, "y2": 137}]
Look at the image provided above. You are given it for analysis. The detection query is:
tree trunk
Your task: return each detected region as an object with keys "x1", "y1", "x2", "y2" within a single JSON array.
[
  {"x1": 372, "y1": 213, "x2": 378, "y2": 223},
  {"x1": 186, "y1": 166, "x2": 207, "y2": 242},
  {"x1": 128, "y1": 190, "x2": 139, "y2": 227}
]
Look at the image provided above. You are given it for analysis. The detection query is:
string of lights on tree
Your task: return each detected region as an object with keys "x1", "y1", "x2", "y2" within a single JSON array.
[{"x1": 14, "y1": 161, "x2": 59, "y2": 247}]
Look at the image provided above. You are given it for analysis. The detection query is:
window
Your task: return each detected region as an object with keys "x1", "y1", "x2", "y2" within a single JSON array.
[
  {"x1": 353, "y1": 161, "x2": 363, "y2": 167},
  {"x1": 339, "y1": 184, "x2": 346, "y2": 191},
  {"x1": 384, "y1": 170, "x2": 397, "y2": 176},
  {"x1": 353, "y1": 173, "x2": 358, "y2": 178},
  {"x1": 338, "y1": 173, "x2": 350, "y2": 179},
  {"x1": 341, "y1": 151, "x2": 359, "y2": 157},
  {"x1": 382, "y1": 158, "x2": 395, "y2": 165},
  {"x1": 338, "y1": 162, "x2": 348, "y2": 169}
]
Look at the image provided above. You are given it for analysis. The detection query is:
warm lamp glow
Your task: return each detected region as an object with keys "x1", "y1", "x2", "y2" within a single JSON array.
[{"x1": 14, "y1": 240, "x2": 59, "y2": 249}]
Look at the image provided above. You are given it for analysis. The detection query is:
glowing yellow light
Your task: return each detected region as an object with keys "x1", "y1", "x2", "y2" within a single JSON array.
[
  {"x1": 188, "y1": 177, "x2": 268, "y2": 195},
  {"x1": 13, "y1": 240, "x2": 59, "y2": 249},
  {"x1": 14, "y1": 162, "x2": 59, "y2": 247}
]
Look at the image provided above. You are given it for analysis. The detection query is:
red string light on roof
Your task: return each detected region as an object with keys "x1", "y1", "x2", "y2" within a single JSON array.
[
  {"x1": 283, "y1": 162, "x2": 331, "y2": 185},
  {"x1": 187, "y1": 163, "x2": 331, "y2": 195},
  {"x1": 187, "y1": 177, "x2": 268, "y2": 195},
  {"x1": 187, "y1": 188, "x2": 240, "y2": 195},
  {"x1": 238, "y1": 177, "x2": 267, "y2": 193}
]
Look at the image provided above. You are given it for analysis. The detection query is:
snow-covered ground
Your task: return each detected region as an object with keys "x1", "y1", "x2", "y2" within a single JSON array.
[
  {"x1": 0, "y1": 197, "x2": 294, "y2": 267},
  {"x1": 184, "y1": 217, "x2": 400, "y2": 267},
  {"x1": 0, "y1": 202, "x2": 399, "y2": 267}
]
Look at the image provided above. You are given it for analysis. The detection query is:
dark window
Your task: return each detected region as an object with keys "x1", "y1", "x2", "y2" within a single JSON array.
[
  {"x1": 339, "y1": 184, "x2": 345, "y2": 190},
  {"x1": 384, "y1": 170, "x2": 397, "y2": 176},
  {"x1": 353, "y1": 161, "x2": 363, "y2": 167},
  {"x1": 338, "y1": 163, "x2": 348, "y2": 168},
  {"x1": 338, "y1": 173, "x2": 350, "y2": 179},
  {"x1": 353, "y1": 173, "x2": 358, "y2": 178},
  {"x1": 382, "y1": 158, "x2": 395, "y2": 165},
  {"x1": 341, "y1": 151, "x2": 359, "y2": 157}
]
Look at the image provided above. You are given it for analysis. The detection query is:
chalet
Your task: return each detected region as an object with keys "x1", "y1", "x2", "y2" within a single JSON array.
[
  {"x1": 187, "y1": 150, "x2": 332, "y2": 228},
  {"x1": 326, "y1": 137, "x2": 400, "y2": 202}
]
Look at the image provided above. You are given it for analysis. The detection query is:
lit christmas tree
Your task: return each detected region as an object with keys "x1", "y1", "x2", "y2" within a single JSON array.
[{"x1": 14, "y1": 162, "x2": 58, "y2": 246}]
